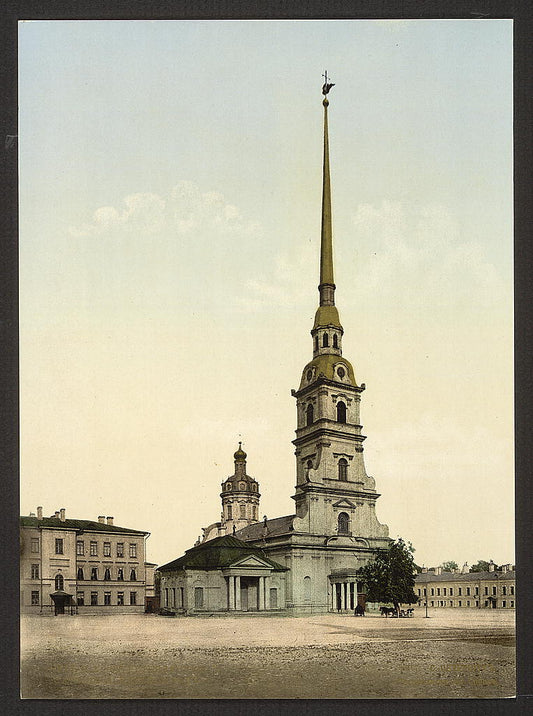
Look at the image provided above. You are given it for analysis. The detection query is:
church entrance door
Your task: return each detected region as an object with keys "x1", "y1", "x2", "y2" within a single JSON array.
[{"x1": 241, "y1": 583, "x2": 248, "y2": 611}]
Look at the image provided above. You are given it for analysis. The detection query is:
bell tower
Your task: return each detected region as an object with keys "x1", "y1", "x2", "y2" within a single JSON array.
[
  {"x1": 220, "y1": 443, "x2": 261, "y2": 534},
  {"x1": 291, "y1": 76, "x2": 388, "y2": 544}
]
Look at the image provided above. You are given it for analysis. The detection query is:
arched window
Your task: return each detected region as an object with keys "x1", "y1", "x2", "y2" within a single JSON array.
[
  {"x1": 314, "y1": 336, "x2": 319, "y2": 352},
  {"x1": 306, "y1": 403, "x2": 314, "y2": 426},
  {"x1": 91, "y1": 567, "x2": 98, "y2": 580},
  {"x1": 333, "y1": 334, "x2": 338, "y2": 348},
  {"x1": 239, "y1": 481, "x2": 246, "y2": 491},
  {"x1": 322, "y1": 333, "x2": 329, "y2": 348},
  {"x1": 336, "y1": 401, "x2": 347, "y2": 423},
  {"x1": 338, "y1": 458, "x2": 348, "y2": 481},
  {"x1": 240, "y1": 504, "x2": 246, "y2": 519},
  {"x1": 77, "y1": 567, "x2": 84, "y2": 580},
  {"x1": 104, "y1": 568, "x2": 111, "y2": 581},
  {"x1": 227, "y1": 504, "x2": 232, "y2": 519},
  {"x1": 55, "y1": 574, "x2": 64, "y2": 591},
  {"x1": 130, "y1": 569, "x2": 137, "y2": 581},
  {"x1": 338, "y1": 512, "x2": 350, "y2": 535},
  {"x1": 304, "y1": 576, "x2": 311, "y2": 602}
]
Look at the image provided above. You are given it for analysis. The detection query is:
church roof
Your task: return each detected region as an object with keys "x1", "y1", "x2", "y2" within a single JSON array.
[
  {"x1": 157, "y1": 535, "x2": 286, "y2": 572},
  {"x1": 299, "y1": 353, "x2": 357, "y2": 389},
  {"x1": 235, "y1": 514, "x2": 295, "y2": 542}
]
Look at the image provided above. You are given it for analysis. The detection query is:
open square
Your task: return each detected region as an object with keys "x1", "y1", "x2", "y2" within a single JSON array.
[{"x1": 21, "y1": 608, "x2": 515, "y2": 699}]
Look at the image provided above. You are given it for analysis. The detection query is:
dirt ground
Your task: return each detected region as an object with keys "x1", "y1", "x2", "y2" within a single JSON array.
[{"x1": 20, "y1": 607, "x2": 515, "y2": 699}]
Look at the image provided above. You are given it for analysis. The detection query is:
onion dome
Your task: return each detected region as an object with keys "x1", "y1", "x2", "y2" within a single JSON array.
[{"x1": 234, "y1": 442, "x2": 247, "y2": 461}]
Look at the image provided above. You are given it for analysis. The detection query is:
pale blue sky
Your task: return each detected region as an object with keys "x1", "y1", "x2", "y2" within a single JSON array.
[{"x1": 19, "y1": 20, "x2": 513, "y2": 567}]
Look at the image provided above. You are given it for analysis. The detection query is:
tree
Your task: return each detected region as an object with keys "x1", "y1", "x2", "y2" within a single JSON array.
[
  {"x1": 440, "y1": 560, "x2": 459, "y2": 572},
  {"x1": 470, "y1": 560, "x2": 497, "y2": 573},
  {"x1": 357, "y1": 538, "x2": 418, "y2": 611}
]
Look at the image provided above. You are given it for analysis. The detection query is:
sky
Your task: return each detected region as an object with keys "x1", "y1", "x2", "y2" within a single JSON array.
[{"x1": 19, "y1": 19, "x2": 513, "y2": 569}]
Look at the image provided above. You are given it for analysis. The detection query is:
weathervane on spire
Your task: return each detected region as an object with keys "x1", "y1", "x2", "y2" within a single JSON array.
[{"x1": 322, "y1": 70, "x2": 335, "y2": 96}]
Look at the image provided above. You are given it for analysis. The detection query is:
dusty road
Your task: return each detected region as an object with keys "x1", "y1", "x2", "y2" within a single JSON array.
[{"x1": 20, "y1": 608, "x2": 515, "y2": 699}]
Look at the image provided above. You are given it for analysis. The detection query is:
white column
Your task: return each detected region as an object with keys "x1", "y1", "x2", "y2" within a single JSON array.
[
  {"x1": 235, "y1": 576, "x2": 241, "y2": 610},
  {"x1": 258, "y1": 577, "x2": 265, "y2": 610},
  {"x1": 228, "y1": 577, "x2": 235, "y2": 610},
  {"x1": 331, "y1": 584, "x2": 335, "y2": 611},
  {"x1": 340, "y1": 583, "x2": 345, "y2": 611}
]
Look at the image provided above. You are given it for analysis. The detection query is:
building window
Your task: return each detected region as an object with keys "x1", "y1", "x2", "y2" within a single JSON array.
[
  {"x1": 239, "y1": 481, "x2": 246, "y2": 491},
  {"x1": 303, "y1": 576, "x2": 311, "y2": 602},
  {"x1": 437, "y1": 588, "x2": 440, "y2": 596},
  {"x1": 117, "y1": 568, "x2": 124, "y2": 581},
  {"x1": 306, "y1": 403, "x2": 314, "y2": 426},
  {"x1": 502, "y1": 586, "x2": 507, "y2": 595},
  {"x1": 337, "y1": 512, "x2": 349, "y2": 535},
  {"x1": 450, "y1": 588, "x2": 453, "y2": 595},
  {"x1": 31, "y1": 538, "x2": 39, "y2": 553},
  {"x1": 467, "y1": 601, "x2": 470, "y2": 607},
  {"x1": 333, "y1": 334, "x2": 338, "y2": 349},
  {"x1": 336, "y1": 401, "x2": 347, "y2": 423},
  {"x1": 55, "y1": 538, "x2": 64, "y2": 555},
  {"x1": 130, "y1": 591, "x2": 137, "y2": 605},
  {"x1": 240, "y1": 504, "x2": 246, "y2": 519},
  {"x1": 31, "y1": 591, "x2": 39, "y2": 605},
  {"x1": 510, "y1": 586, "x2": 514, "y2": 595},
  {"x1": 475, "y1": 601, "x2": 479, "y2": 607},
  {"x1": 458, "y1": 587, "x2": 462, "y2": 596},
  {"x1": 502, "y1": 600, "x2": 506, "y2": 607},
  {"x1": 417, "y1": 589, "x2": 421, "y2": 596},
  {"x1": 130, "y1": 569, "x2": 137, "y2": 581},
  {"x1": 431, "y1": 601, "x2": 434, "y2": 607},
  {"x1": 90, "y1": 541, "x2": 97, "y2": 556},
  {"x1": 314, "y1": 336, "x2": 319, "y2": 352},
  {"x1": 76, "y1": 540, "x2": 84, "y2": 556},
  {"x1": 338, "y1": 458, "x2": 348, "y2": 481},
  {"x1": 103, "y1": 542, "x2": 111, "y2": 557},
  {"x1": 104, "y1": 568, "x2": 111, "y2": 581},
  {"x1": 458, "y1": 600, "x2": 462, "y2": 607},
  {"x1": 484, "y1": 586, "x2": 488, "y2": 595},
  {"x1": 104, "y1": 592, "x2": 111, "y2": 605},
  {"x1": 322, "y1": 333, "x2": 329, "y2": 348},
  {"x1": 511, "y1": 601, "x2": 514, "y2": 607},
  {"x1": 227, "y1": 504, "x2": 232, "y2": 519},
  {"x1": 31, "y1": 564, "x2": 39, "y2": 579},
  {"x1": 77, "y1": 567, "x2": 84, "y2": 580},
  {"x1": 492, "y1": 586, "x2": 497, "y2": 596},
  {"x1": 117, "y1": 543, "x2": 124, "y2": 557},
  {"x1": 90, "y1": 592, "x2": 98, "y2": 606},
  {"x1": 423, "y1": 588, "x2": 426, "y2": 596},
  {"x1": 226, "y1": 483, "x2": 232, "y2": 491},
  {"x1": 431, "y1": 588, "x2": 434, "y2": 596},
  {"x1": 484, "y1": 600, "x2": 488, "y2": 607},
  {"x1": 91, "y1": 567, "x2": 98, "y2": 580},
  {"x1": 77, "y1": 591, "x2": 84, "y2": 606},
  {"x1": 55, "y1": 574, "x2": 64, "y2": 591},
  {"x1": 443, "y1": 588, "x2": 446, "y2": 596},
  {"x1": 475, "y1": 586, "x2": 479, "y2": 595},
  {"x1": 194, "y1": 587, "x2": 204, "y2": 609},
  {"x1": 129, "y1": 544, "x2": 137, "y2": 558},
  {"x1": 466, "y1": 587, "x2": 471, "y2": 596},
  {"x1": 117, "y1": 592, "x2": 124, "y2": 606}
]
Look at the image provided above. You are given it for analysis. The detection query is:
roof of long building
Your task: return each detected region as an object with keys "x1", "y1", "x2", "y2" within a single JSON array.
[
  {"x1": 20, "y1": 515, "x2": 149, "y2": 535},
  {"x1": 415, "y1": 570, "x2": 515, "y2": 582},
  {"x1": 157, "y1": 535, "x2": 287, "y2": 572}
]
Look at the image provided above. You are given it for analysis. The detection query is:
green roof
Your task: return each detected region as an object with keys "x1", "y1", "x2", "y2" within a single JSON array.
[
  {"x1": 299, "y1": 353, "x2": 357, "y2": 389},
  {"x1": 157, "y1": 535, "x2": 287, "y2": 572},
  {"x1": 20, "y1": 515, "x2": 149, "y2": 535}
]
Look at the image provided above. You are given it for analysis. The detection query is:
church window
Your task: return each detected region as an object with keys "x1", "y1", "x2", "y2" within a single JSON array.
[
  {"x1": 338, "y1": 458, "x2": 348, "y2": 481},
  {"x1": 306, "y1": 404, "x2": 314, "y2": 426},
  {"x1": 55, "y1": 574, "x2": 64, "y2": 591},
  {"x1": 307, "y1": 369, "x2": 313, "y2": 382},
  {"x1": 91, "y1": 567, "x2": 98, "y2": 580},
  {"x1": 322, "y1": 333, "x2": 329, "y2": 348},
  {"x1": 336, "y1": 401, "x2": 347, "y2": 423},
  {"x1": 77, "y1": 567, "x2": 84, "y2": 580},
  {"x1": 239, "y1": 481, "x2": 246, "y2": 491},
  {"x1": 240, "y1": 504, "x2": 246, "y2": 519},
  {"x1": 333, "y1": 334, "x2": 338, "y2": 348},
  {"x1": 337, "y1": 366, "x2": 345, "y2": 379},
  {"x1": 337, "y1": 512, "x2": 349, "y2": 535},
  {"x1": 227, "y1": 504, "x2": 232, "y2": 519},
  {"x1": 194, "y1": 587, "x2": 204, "y2": 609},
  {"x1": 304, "y1": 576, "x2": 311, "y2": 602},
  {"x1": 117, "y1": 568, "x2": 124, "y2": 581},
  {"x1": 314, "y1": 336, "x2": 318, "y2": 352},
  {"x1": 226, "y1": 483, "x2": 232, "y2": 491}
]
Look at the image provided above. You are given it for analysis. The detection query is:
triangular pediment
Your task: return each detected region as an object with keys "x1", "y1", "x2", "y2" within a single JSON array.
[
  {"x1": 333, "y1": 498, "x2": 357, "y2": 508},
  {"x1": 230, "y1": 555, "x2": 273, "y2": 570}
]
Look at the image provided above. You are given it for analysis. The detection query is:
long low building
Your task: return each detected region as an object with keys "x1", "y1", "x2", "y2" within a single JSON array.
[
  {"x1": 20, "y1": 506, "x2": 152, "y2": 614},
  {"x1": 414, "y1": 564, "x2": 515, "y2": 609}
]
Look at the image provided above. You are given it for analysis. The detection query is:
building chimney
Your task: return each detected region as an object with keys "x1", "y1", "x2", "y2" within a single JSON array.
[
  {"x1": 462, "y1": 563, "x2": 469, "y2": 574},
  {"x1": 489, "y1": 560, "x2": 495, "y2": 572},
  {"x1": 421, "y1": 567, "x2": 428, "y2": 573},
  {"x1": 37, "y1": 506, "x2": 43, "y2": 520},
  {"x1": 60, "y1": 508, "x2": 66, "y2": 522},
  {"x1": 54, "y1": 511, "x2": 60, "y2": 519},
  {"x1": 501, "y1": 564, "x2": 507, "y2": 573},
  {"x1": 106, "y1": 516, "x2": 114, "y2": 525},
  {"x1": 98, "y1": 515, "x2": 105, "y2": 524}
]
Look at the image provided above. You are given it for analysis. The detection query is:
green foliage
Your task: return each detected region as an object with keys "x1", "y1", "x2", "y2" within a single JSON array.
[
  {"x1": 440, "y1": 560, "x2": 459, "y2": 572},
  {"x1": 357, "y1": 538, "x2": 418, "y2": 608},
  {"x1": 470, "y1": 560, "x2": 497, "y2": 573}
]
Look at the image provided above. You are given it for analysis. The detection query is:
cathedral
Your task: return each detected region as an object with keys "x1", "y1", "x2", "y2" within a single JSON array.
[{"x1": 158, "y1": 81, "x2": 390, "y2": 614}]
